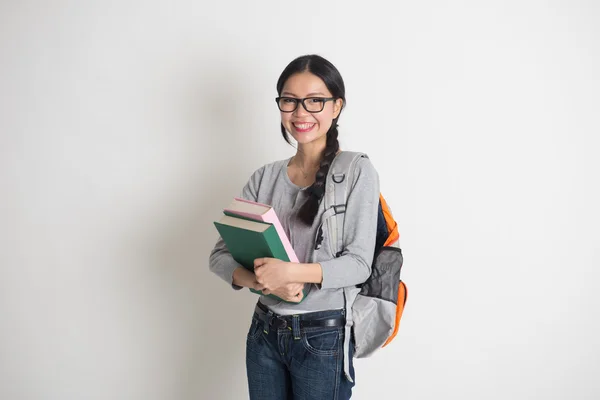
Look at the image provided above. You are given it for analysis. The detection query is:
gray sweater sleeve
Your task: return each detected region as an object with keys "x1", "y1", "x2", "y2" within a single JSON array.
[
  {"x1": 208, "y1": 167, "x2": 263, "y2": 289},
  {"x1": 319, "y1": 158, "x2": 380, "y2": 289}
]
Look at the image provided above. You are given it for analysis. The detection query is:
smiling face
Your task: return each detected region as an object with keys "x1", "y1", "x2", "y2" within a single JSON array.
[{"x1": 279, "y1": 71, "x2": 343, "y2": 147}]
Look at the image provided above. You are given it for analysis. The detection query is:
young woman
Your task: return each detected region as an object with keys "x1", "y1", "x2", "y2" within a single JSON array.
[{"x1": 209, "y1": 54, "x2": 380, "y2": 400}]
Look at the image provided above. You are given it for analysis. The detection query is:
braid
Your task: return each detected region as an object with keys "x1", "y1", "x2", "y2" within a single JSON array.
[{"x1": 297, "y1": 122, "x2": 340, "y2": 225}]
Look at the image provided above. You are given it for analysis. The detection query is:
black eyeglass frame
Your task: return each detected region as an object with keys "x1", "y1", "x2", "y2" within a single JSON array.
[{"x1": 275, "y1": 97, "x2": 337, "y2": 113}]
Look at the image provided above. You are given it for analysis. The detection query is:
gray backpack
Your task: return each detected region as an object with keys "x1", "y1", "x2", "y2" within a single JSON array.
[{"x1": 319, "y1": 151, "x2": 407, "y2": 358}]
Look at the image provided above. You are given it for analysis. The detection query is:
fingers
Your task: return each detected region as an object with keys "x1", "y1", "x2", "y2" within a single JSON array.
[
  {"x1": 259, "y1": 283, "x2": 305, "y2": 302},
  {"x1": 282, "y1": 284, "x2": 304, "y2": 302},
  {"x1": 289, "y1": 290, "x2": 303, "y2": 303},
  {"x1": 283, "y1": 291, "x2": 303, "y2": 303},
  {"x1": 253, "y1": 258, "x2": 279, "y2": 287},
  {"x1": 254, "y1": 271, "x2": 267, "y2": 290},
  {"x1": 253, "y1": 263, "x2": 264, "y2": 284},
  {"x1": 253, "y1": 257, "x2": 273, "y2": 268}
]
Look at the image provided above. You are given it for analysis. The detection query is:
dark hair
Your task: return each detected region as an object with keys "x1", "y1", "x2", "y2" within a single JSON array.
[{"x1": 276, "y1": 54, "x2": 346, "y2": 225}]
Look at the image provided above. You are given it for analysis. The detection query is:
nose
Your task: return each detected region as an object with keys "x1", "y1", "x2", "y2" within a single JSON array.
[{"x1": 293, "y1": 100, "x2": 309, "y2": 117}]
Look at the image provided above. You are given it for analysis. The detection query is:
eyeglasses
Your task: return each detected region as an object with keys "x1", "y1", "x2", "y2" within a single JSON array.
[{"x1": 275, "y1": 97, "x2": 336, "y2": 113}]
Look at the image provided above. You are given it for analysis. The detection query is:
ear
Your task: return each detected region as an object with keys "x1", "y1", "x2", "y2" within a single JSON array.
[{"x1": 333, "y1": 98, "x2": 344, "y2": 118}]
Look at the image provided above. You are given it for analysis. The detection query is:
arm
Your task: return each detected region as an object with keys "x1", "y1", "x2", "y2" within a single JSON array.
[
  {"x1": 232, "y1": 267, "x2": 262, "y2": 289},
  {"x1": 254, "y1": 158, "x2": 380, "y2": 290},
  {"x1": 253, "y1": 259, "x2": 322, "y2": 287},
  {"x1": 318, "y1": 157, "x2": 380, "y2": 289},
  {"x1": 208, "y1": 166, "x2": 263, "y2": 289}
]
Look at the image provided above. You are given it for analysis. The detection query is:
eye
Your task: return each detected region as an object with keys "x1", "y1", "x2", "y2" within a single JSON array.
[
  {"x1": 309, "y1": 98, "x2": 325, "y2": 103},
  {"x1": 282, "y1": 98, "x2": 297, "y2": 104}
]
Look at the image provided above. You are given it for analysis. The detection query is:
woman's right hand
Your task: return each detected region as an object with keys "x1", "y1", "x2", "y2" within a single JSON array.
[
  {"x1": 261, "y1": 283, "x2": 305, "y2": 303},
  {"x1": 252, "y1": 280, "x2": 265, "y2": 292}
]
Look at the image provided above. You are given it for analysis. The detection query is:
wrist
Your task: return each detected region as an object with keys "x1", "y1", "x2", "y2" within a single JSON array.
[
  {"x1": 232, "y1": 267, "x2": 256, "y2": 289},
  {"x1": 287, "y1": 262, "x2": 301, "y2": 283},
  {"x1": 289, "y1": 262, "x2": 323, "y2": 284}
]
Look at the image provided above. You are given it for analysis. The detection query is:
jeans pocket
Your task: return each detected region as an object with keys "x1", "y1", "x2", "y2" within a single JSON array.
[
  {"x1": 247, "y1": 315, "x2": 263, "y2": 343},
  {"x1": 301, "y1": 327, "x2": 341, "y2": 356}
]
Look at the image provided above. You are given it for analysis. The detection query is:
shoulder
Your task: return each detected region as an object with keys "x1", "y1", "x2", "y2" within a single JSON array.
[
  {"x1": 352, "y1": 155, "x2": 379, "y2": 189},
  {"x1": 245, "y1": 157, "x2": 290, "y2": 187},
  {"x1": 354, "y1": 154, "x2": 377, "y2": 174},
  {"x1": 339, "y1": 152, "x2": 379, "y2": 183},
  {"x1": 249, "y1": 157, "x2": 289, "y2": 179},
  {"x1": 241, "y1": 157, "x2": 289, "y2": 201},
  {"x1": 328, "y1": 151, "x2": 379, "y2": 195}
]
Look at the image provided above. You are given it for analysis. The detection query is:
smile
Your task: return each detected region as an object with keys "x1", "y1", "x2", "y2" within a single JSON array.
[{"x1": 293, "y1": 122, "x2": 316, "y2": 132}]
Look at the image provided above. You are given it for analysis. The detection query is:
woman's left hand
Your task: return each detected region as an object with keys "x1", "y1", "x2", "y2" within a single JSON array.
[
  {"x1": 253, "y1": 257, "x2": 297, "y2": 290},
  {"x1": 262, "y1": 283, "x2": 305, "y2": 303}
]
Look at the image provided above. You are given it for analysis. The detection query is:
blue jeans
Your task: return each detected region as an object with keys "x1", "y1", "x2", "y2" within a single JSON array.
[{"x1": 246, "y1": 308, "x2": 355, "y2": 400}]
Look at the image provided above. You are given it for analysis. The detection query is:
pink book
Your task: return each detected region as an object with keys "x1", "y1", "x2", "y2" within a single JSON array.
[{"x1": 223, "y1": 197, "x2": 299, "y2": 263}]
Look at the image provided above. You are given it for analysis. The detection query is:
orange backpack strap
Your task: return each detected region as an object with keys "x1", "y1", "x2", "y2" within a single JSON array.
[{"x1": 380, "y1": 194, "x2": 399, "y2": 246}]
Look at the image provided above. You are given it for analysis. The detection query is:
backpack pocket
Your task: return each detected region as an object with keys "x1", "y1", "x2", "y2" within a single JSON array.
[{"x1": 352, "y1": 246, "x2": 404, "y2": 358}]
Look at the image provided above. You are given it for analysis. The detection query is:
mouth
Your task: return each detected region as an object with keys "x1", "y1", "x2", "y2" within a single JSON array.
[{"x1": 292, "y1": 122, "x2": 316, "y2": 133}]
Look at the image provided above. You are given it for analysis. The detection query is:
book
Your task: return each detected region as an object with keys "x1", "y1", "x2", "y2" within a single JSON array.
[
  {"x1": 223, "y1": 198, "x2": 299, "y2": 263},
  {"x1": 213, "y1": 209, "x2": 306, "y2": 303}
]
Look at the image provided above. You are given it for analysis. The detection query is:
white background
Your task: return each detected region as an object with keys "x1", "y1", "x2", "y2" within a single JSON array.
[{"x1": 1, "y1": 1, "x2": 599, "y2": 399}]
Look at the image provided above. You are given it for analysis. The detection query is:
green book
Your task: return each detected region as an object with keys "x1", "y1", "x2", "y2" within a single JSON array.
[{"x1": 213, "y1": 215, "x2": 307, "y2": 303}]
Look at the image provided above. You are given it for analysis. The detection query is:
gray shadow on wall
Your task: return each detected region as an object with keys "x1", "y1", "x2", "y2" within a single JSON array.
[{"x1": 143, "y1": 58, "x2": 272, "y2": 399}]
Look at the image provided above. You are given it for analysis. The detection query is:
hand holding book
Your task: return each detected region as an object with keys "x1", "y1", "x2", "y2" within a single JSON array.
[
  {"x1": 254, "y1": 257, "x2": 305, "y2": 301},
  {"x1": 213, "y1": 198, "x2": 308, "y2": 303},
  {"x1": 257, "y1": 282, "x2": 306, "y2": 302}
]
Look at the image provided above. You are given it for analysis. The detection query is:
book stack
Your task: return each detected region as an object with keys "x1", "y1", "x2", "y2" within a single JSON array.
[{"x1": 213, "y1": 198, "x2": 306, "y2": 303}]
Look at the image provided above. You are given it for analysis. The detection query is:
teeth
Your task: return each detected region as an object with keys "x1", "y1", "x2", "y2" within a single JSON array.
[{"x1": 294, "y1": 123, "x2": 314, "y2": 129}]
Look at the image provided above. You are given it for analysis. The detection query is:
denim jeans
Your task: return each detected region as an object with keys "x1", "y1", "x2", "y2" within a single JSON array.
[{"x1": 246, "y1": 308, "x2": 355, "y2": 400}]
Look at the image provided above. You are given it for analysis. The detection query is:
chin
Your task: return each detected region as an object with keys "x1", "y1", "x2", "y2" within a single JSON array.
[
  {"x1": 288, "y1": 131, "x2": 326, "y2": 145},
  {"x1": 292, "y1": 136, "x2": 316, "y2": 145}
]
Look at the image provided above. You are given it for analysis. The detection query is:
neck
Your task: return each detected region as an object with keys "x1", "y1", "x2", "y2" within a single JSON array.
[{"x1": 295, "y1": 142, "x2": 326, "y2": 169}]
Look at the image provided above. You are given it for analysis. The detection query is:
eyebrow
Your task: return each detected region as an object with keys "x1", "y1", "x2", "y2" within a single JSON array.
[{"x1": 281, "y1": 91, "x2": 327, "y2": 97}]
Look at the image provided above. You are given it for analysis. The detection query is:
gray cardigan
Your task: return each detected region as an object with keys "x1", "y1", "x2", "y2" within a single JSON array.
[{"x1": 208, "y1": 155, "x2": 380, "y2": 316}]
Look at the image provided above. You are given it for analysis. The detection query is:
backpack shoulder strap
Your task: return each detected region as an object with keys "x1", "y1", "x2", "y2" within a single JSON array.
[
  {"x1": 323, "y1": 151, "x2": 368, "y2": 256},
  {"x1": 322, "y1": 151, "x2": 367, "y2": 383}
]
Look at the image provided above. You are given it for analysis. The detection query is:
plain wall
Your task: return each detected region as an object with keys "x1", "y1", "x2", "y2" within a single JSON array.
[{"x1": 1, "y1": 1, "x2": 599, "y2": 399}]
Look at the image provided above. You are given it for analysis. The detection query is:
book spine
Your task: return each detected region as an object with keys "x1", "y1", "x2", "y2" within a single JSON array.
[{"x1": 260, "y1": 209, "x2": 299, "y2": 263}]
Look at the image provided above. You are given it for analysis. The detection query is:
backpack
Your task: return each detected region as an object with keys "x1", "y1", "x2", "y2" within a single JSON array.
[{"x1": 320, "y1": 151, "x2": 407, "y2": 358}]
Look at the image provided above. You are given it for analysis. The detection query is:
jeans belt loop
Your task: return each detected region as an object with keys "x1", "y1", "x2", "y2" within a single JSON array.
[
  {"x1": 292, "y1": 315, "x2": 301, "y2": 340},
  {"x1": 263, "y1": 310, "x2": 274, "y2": 335}
]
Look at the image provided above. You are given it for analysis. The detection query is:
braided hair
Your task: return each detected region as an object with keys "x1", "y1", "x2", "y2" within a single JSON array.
[{"x1": 276, "y1": 55, "x2": 346, "y2": 225}]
